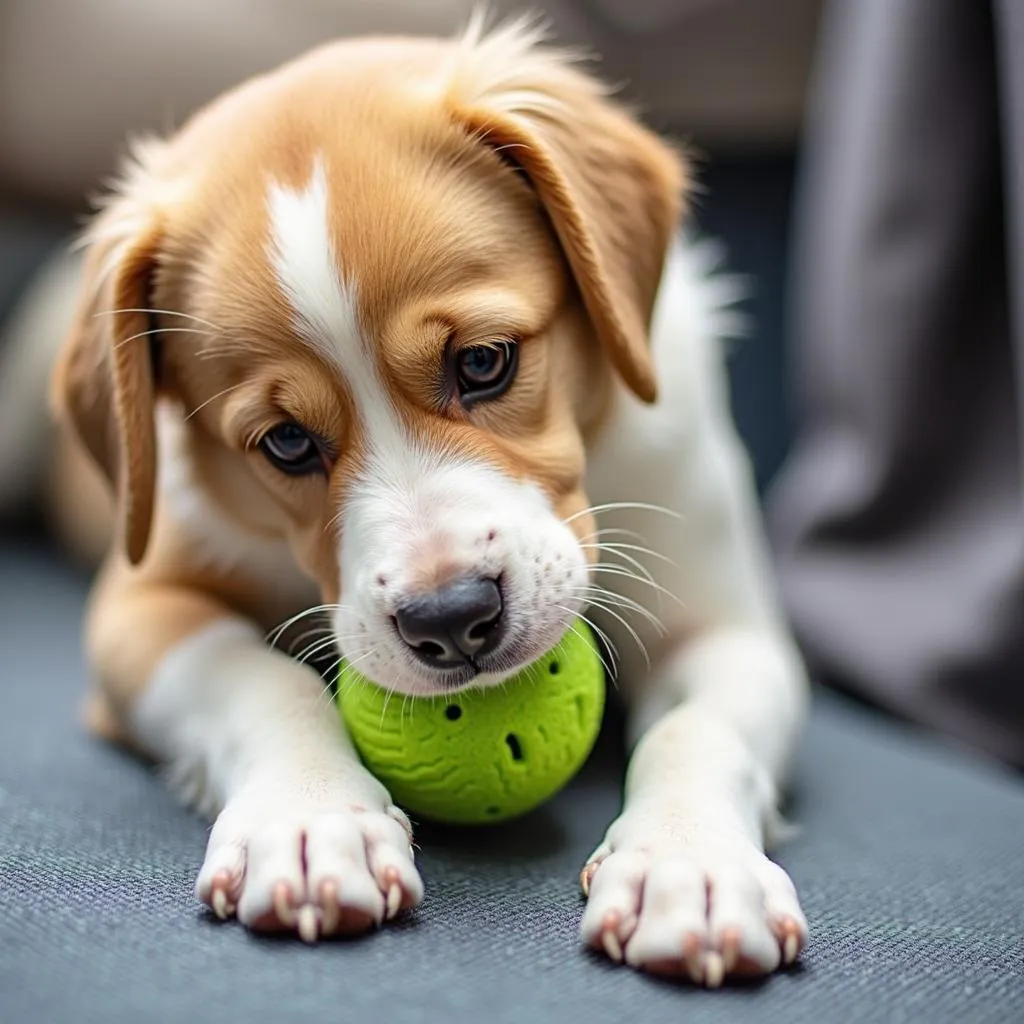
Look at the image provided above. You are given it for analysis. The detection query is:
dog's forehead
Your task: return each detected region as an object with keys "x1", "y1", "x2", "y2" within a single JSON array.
[
  {"x1": 252, "y1": 126, "x2": 555, "y2": 364},
  {"x1": 266, "y1": 157, "x2": 358, "y2": 373},
  {"x1": 170, "y1": 78, "x2": 567, "y2": 471},
  {"x1": 263, "y1": 154, "x2": 405, "y2": 453},
  {"x1": 170, "y1": 51, "x2": 563, "y2": 373}
]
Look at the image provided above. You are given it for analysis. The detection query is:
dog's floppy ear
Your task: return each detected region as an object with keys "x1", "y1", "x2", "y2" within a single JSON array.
[
  {"x1": 446, "y1": 19, "x2": 686, "y2": 403},
  {"x1": 52, "y1": 151, "x2": 167, "y2": 566}
]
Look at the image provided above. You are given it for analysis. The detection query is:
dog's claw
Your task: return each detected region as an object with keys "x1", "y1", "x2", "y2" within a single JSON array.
[
  {"x1": 272, "y1": 883, "x2": 295, "y2": 927},
  {"x1": 386, "y1": 882, "x2": 402, "y2": 920},
  {"x1": 704, "y1": 951, "x2": 725, "y2": 989},
  {"x1": 602, "y1": 930, "x2": 623, "y2": 962},
  {"x1": 600, "y1": 912, "x2": 624, "y2": 962},
  {"x1": 783, "y1": 931, "x2": 799, "y2": 965},
  {"x1": 580, "y1": 863, "x2": 596, "y2": 897},
  {"x1": 720, "y1": 927, "x2": 741, "y2": 973},
  {"x1": 320, "y1": 881, "x2": 340, "y2": 935},
  {"x1": 199, "y1": 804, "x2": 423, "y2": 942},
  {"x1": 211, "y1": 887, "x2": 231, "y2": 920},
  {"x1": 297, "y1": 904, "x2": 319, "y2": 944}
]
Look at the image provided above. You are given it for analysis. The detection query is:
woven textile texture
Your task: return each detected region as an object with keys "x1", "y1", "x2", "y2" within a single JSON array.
[{"x1": 1, "y1": 542, "x2": 1023, "y2": 1024}]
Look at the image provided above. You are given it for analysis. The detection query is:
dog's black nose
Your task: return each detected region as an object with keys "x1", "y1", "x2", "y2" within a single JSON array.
[{"x1": 394, "y1": 577, "x2": 504, "y2": 667}]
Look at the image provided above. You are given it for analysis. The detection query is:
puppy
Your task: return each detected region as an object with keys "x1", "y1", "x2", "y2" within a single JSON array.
[{"x1": 50, "y1": 17, "x2": 808, "y2": 984}]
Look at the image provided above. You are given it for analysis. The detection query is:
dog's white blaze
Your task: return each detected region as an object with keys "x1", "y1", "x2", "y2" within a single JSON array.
[
  {"x1": 267, "y1": 157, "x2": 408, "y2": 462},
  {"x1": 268, "y1": 159, "x2": 354, "y2": 368},
  {"x1": 266, "y1": 159, "x2": 479, "y2": 495}
]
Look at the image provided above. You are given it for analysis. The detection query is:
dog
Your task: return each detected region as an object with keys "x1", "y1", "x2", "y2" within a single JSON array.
[{"x1": 43, "y1": 16, "x2": 809, "y2": 984}]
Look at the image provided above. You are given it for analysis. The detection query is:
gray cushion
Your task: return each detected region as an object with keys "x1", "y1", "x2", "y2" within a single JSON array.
[{"x1": 2, "y1": 544, "x2": 1023, "y2": 1023}]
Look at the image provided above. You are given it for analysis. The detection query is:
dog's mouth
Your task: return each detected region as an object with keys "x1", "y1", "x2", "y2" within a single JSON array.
[
  {"x1": 397, "y1": 625, "x2": 546, "y2": 692},
  {"x1": 454, "y1": 649, "x2": 537, "y2": 690},
  {"x1": 336, "y1": 536, "x2": 589, "y2": 697},
  {"x1": 364, "y1": 608, "x2": 579, "y2": 695}
]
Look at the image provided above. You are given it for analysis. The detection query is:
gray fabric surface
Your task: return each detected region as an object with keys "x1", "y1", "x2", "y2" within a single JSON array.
[
  {"x1": 2, "y1": 542, "x2": 1023, "y2": 1023},
  {"x1": 769, "y1": 0, "x2": 1024, "y2": 765}
]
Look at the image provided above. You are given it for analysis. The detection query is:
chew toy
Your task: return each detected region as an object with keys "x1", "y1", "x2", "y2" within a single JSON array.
[{"x1": 337, "y1": 621, "x2": 604, "y2": 825}]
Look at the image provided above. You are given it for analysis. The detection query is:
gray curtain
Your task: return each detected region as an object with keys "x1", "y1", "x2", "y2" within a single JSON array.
[{"x1": 768, "y1": 0, "x2": 1024, "y2": 766}]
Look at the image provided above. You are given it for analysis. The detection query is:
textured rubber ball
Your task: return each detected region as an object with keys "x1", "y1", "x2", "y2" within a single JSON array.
[{"x1": 336, "y1": 620, "x2": 605, "y2": 825}]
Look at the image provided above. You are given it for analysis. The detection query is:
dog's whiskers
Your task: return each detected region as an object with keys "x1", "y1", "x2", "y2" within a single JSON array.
[
  {"x1": 94, "y1": 307, "x2": 222, "y2": 331},
  {"x1": 296, "y1": 629, "x2": 370, "y2": 665},
  {"x1": 296, "y1": 635, "x2": 342, "y2": 665},
  {"x1": 285, "y1": 625, "x2": 333, "y2": 654},
  {"x1": 587, "y1": 563, "x2": 683, "y2": 607},
  {"x1": 580, "y1": 547, "x2": 658, "y2": 589},
  {"x1": 556, "y1": 583, "x2": 667, "y2": 669},
  {"x1": 580, "y1": 540, "x2": 677, "y2": 569},
  {"x1": 579, "y1": 526, "x2": 651, "y2": 546},
  {"x1": 196, "y1": 344, "x2": 254, "y2": 361},
  {"x1": 555, "y1": 605, "x2": 620, "y2": 682},
  {"x1": 335, "y1": 646, "x2": 377, "y2": 684},
  {"x1": 322, "y1": 502, "x2": 351, "y2": 536},
  {"x1": 565, "y1": 583, "x2": 669, "y2": 634},
  {"x1": 183, "y1": 381, "x2": 250, "y2": 421},
  {"x1": 324, "y1": 647, "x2": 378, "y2": 710},
  {"x1": 266, "y1": 604, "x2": 348, "y2": 648},
  {"x1": 563, "y1": 501, "x2": 683, "y2": 527},
  {"x1": 580, "y1": 598, "x2": 652, "y2": 670},
  {"x1": 113, "y1": 325, "x2": 215, "y2": 351}
]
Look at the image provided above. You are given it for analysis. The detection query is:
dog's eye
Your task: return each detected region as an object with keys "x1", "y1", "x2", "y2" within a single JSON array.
[
  {"x1": 259, "y1": 423, "x2": 324, "y2": 476},
  {"x1": 456, "y1": 341, "x2": 518, "y2": 405}
]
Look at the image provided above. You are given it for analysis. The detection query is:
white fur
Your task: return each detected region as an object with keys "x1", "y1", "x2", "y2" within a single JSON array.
[
  {"x1": 132, "y1": 618, "x2": 422, "y2": 935},
  {"x1": 578, "y1": 235, "x2": 809, "y2": 980},
  {"x1": 268, "y1": 158, "x2": 361, "y2": 374}
]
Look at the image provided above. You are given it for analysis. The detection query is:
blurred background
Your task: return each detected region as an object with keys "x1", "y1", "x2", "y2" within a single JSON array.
[
  {"x1": 0, "y1": 0, "x2": 821, "y2": 493},
  {"x1": 2, "y1": 0, "x2": 1024, "y2": 769}
]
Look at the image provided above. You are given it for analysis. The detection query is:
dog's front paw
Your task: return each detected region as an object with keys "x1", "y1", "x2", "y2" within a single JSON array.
[
  {"x1": 195, "y1": 793, "x2": 422, "y2": 942},
  {"x1": 580, "y1": 825, "x2": 806, "y2": 986}
]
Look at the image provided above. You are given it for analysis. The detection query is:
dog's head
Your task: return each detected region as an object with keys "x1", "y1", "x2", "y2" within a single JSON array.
[{"x1": 54, "y1": 19, "x2": 685, "y2": 694}]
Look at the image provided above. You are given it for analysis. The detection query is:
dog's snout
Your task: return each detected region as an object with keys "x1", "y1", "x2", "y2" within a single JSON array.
[{"x1": 394, "y1": 577, "x2": 504, "y2": 667}]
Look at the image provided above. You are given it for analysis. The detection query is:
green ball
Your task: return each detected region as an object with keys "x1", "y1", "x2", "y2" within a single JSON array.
[{"x1": 336, "y1": 621, "x2": 605, "y2": 825}]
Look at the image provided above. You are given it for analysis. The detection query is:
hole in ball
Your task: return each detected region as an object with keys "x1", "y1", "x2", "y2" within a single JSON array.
[
  {"x1": 486, "y1": 806, "x2": 501, "y2": 816},
  {"x1": 445, "y1": 704, "x2": 462, "y2": 721},
  {"x1": 549, "y1": 660, "x2": 560, "y2": 675},
  {"x1": 505, "y1": 733, "x2": 524, "y2": 762}
]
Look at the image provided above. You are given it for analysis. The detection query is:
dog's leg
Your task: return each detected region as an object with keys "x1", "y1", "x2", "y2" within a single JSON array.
[
  {"x1": 87, "y1": 570, "x2": 422, "y2": 940},
  {"x1": 580, "y1": 242, "x2": 809, "y2": 983},
  {"x1": 580, "y1": 625, "x2": 808, "y2": 983}
]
